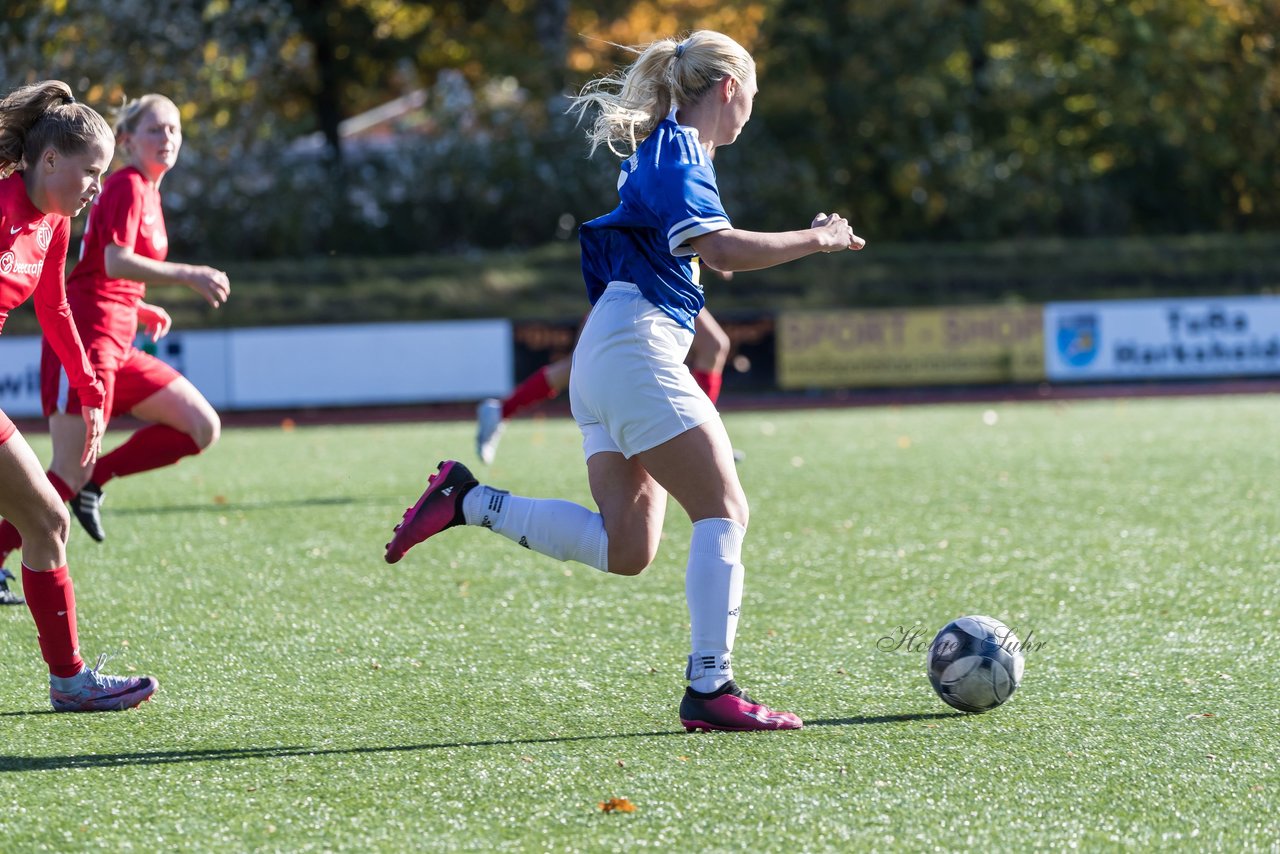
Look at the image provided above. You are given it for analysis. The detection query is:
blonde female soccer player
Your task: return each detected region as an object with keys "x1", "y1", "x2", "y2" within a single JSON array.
[
  {"x1": 386, "y1": 31, "x2": 863, "y2": 731},
  {"x1": 0, "y1": 80, "x2": 157, "y2": 711}
]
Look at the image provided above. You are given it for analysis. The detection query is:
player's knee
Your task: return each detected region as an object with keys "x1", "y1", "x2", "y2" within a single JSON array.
[
  {"x1": 606, "y1": 536, "x2": 659, "y2": 577},
  {"x1": 608, "y1": 551, "x2": 653, "y2": 577},
  {"x1": 193, "y1": 411, "x2": 220, "y2": 450},
  {"x1": 27, "y1": 501, "x2": 71, "y2": 549},
  {"x1": 722, "y1": 492, "x2": 750, "y2": 529}
]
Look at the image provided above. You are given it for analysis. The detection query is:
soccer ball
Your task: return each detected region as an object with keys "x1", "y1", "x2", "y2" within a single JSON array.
[{"x1": 927, "y1": 615, "x2": 1025, "y2": 713}]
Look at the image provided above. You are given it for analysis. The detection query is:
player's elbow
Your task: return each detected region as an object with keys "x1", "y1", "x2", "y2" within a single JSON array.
[
  {"x1": 695, "y1": 248, "x2": 734, "y2": 274},
  {"x1": 689, "y1": 232, "x2": 735, "y2": 273},
  {"x1": 102, "y1": 244, "x2": 131, "y2": 280}
]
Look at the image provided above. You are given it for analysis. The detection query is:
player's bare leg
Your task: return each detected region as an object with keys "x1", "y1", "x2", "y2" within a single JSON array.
[
  {"x1": 50, "y1": 377, "x2": 218, "y2": 542},
  {"x1": 0, "y1": 433, "x2": 156, "y2": 712},
  {"x1": 633, "y1": 420, "x2": 801, "y2": 731},
  {"x1": 689, "y1": 310, "x2": 744, "y2": 461}
]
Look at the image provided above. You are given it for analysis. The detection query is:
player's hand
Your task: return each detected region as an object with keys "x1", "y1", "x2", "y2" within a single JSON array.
[
  {"x1": 137, "y1": 301, "x2": 172, "y2": 341},
  {"x1": 185, "y1": 266, "x2": 231, "y2": 308},
  {"x1": 812, "y1": 212, "x2": 867, "y2": 252},
  {"x1": 80, "y1": 405, "x2": 104, "y2": 467}
]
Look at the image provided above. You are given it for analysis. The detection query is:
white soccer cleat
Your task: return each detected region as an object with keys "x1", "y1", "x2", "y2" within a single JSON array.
[{"x1": 475, "y1": 398, "x2": 506, "y2": 465}]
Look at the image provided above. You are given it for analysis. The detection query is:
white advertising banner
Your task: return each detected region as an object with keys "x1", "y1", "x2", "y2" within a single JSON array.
[
  {"x1": 1044, "y1": 296, "x2": 1280, "y2": 381},
  {"x1": 0, "y1": 319, "x2": 513, "y2": 416},
  {"x1": 0, "y1": 337, "x2": 44, "y2": 417},
  {"x1": 223, "y1": 320, "x2": 511, "y2": 408}
]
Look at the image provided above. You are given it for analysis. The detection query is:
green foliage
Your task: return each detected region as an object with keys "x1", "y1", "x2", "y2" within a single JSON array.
[
  {"x1": 753, "y1": 0, "x2": 1280, "y2": 239},
  {"x1": 2, "y1": 0, "x2": 1277, "y2": 258},
  {"x1": 2, "y1": 398, "x2": 1279, "y2": 848}
]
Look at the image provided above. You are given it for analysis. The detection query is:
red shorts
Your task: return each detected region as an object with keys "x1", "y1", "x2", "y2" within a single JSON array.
[
  {"x1": 41, "y1": 341, "x2": 181, "y2": 424},
  {"x1": 0, "y1": 407, "x2": 15, "y2": 446}
]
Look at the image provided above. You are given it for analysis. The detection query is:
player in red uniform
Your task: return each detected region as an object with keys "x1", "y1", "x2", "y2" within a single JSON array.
[
  {"x1": 0, "y1": 80, "x2": 157, "y2": 711},
  {"x1": 0, "y1": 94, "x2": 228, "y2": 564}
]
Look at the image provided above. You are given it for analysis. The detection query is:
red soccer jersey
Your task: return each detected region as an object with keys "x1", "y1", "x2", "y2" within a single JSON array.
[
  {"x1": 0, "y1": 173, "x2": 103, "y2": 407},
  {"x1": 66, "y1": 165, "x2": 168, "y2": 355}
]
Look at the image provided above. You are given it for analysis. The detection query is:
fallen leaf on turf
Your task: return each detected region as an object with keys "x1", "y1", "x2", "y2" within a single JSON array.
[{"x1": 599, "y1": 798, "x2": 636, "y2": 813}]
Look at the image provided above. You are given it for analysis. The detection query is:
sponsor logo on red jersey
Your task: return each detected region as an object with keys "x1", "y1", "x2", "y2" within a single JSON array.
[{"x1": 0, "y1": 250, "x2": 44, "y2": 277}]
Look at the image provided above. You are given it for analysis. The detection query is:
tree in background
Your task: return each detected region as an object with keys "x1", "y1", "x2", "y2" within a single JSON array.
[
  {"x1": 754, "y1": 0, "x2": 1280, "y2": 239},
  {"x1": 2, "y1": 0, "x2": 1276, "y2": 257}
]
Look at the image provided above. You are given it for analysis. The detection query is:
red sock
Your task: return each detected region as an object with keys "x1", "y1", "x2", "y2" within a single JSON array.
[
  {"x1": 0, "y1": 519, "x2": 21, "y2": 566},
  {"x1": 92, "y1": 425, "x2": 201, "y2": 486},
  {"x1": 46, "y1": 470, "x2": 76, "y2": 502},
  {"x1": 692, "y1": 369, "x2": 723, "y2": 405},
  {"x1": 0, "y1": 471, "x2": 74, "y2": 565},
  {"x1": 22, "y1": 564, "x2": 84, "y2": 678},
  {"x1": 502, "y1": 366, "x2": 558, "y2": 419}
]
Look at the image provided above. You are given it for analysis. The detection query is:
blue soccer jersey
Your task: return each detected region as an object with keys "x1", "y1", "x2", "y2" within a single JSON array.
[{"x1": 579, "y1": 115, "x2": 732, "y2": 329}]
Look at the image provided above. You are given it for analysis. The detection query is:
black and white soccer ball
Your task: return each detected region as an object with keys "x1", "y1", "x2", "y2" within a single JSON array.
[{"x1": 927, "y1": 615, "x2": 1025, "y2": 713}]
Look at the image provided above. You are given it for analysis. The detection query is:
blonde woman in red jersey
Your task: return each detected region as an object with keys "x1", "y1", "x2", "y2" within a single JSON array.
[
  {"x1": 0, "y1": 80, "x2": 157, "y2": 712},
  {"x1": 0, "y1": 94, "x2": 229, "y2": 559}
]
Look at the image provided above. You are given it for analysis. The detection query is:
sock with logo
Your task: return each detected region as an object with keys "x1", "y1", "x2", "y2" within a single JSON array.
[
  {"x1": 691, "y1": 369, "x2": 723, "y2": 405},
  {"x1": 21, "y1": 564, "x2": 84, "y2": 678},
  {"x1": 462, "y1": 485, "x2": 608, "y2": 572},
  {"x1": 0, "y1": 471, "x2": 75, "y2": 565},
  {"x1": 502, "y1": 366, "x2": 558, "y2": 420},
  {"x1": 686, "y1": 517, "x2": 746, "y2": 693},
  {"x1": 92, "y1": 425, "x2": 202, "y2": 486}
]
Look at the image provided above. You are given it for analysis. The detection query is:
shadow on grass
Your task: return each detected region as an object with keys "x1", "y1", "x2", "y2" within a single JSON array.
[
  {"x1": 0, "y1": 712, "x2": 960, "y2": 771},
  {"x1": 807, "y1": 712, "x2": 960, "y2": 726}
]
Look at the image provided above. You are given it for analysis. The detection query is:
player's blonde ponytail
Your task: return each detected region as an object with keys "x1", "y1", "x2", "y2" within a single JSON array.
[{"x1": 570, "y1": 30, "x2": 755, "y2": 158}]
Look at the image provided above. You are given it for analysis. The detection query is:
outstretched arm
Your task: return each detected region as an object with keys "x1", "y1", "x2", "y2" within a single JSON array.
[
  {"x1": 104, "y1": 243, "x2": 230, "y2": 308},
  {"x1": 689, "y1": 213, "x2": 864, "y2": 273}
]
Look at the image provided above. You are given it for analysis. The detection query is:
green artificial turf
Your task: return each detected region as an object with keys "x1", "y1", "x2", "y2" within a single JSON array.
[{"x1": 1, "y1": 395, "x2": 1277, "y2": 851}]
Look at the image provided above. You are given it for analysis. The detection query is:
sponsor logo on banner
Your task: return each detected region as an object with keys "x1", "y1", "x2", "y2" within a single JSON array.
[
  {"x1": 1045, "y1": 297, "x2": 1280, "y2": 380},
  {"x1": 1056, "y1": 313, "x2": 1099, "y2": 366},
  {"x1": 777, "y1": 305, "x2": 1045, "y2": 388}
]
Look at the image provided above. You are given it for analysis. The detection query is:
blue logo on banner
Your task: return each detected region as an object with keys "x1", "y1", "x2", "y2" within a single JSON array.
[{"x1": 1057, "y1": 314, "x2": 1099, "y2": 366}]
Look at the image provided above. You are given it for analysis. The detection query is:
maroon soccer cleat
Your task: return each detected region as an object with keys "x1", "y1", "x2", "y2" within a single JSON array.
[
  {"x1": 679, "y1": 680, "x2": 804, "y2": 732},
  {"x1": 384, "y1": 460, "x2": 477, "y2": 564}
]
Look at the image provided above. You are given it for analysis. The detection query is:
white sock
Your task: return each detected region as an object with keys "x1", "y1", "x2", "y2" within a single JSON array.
[
  {"x1": 685, "y1": 517, "x2": 746, "y2": 693},
  {"x1": 462, "y1": 485, "x2": 609, "y2": 572}
]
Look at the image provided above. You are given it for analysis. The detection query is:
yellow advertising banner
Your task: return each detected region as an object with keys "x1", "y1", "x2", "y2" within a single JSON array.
[{"x1": 777, "y1": 305, "x2": 1045, "y2": 388}]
